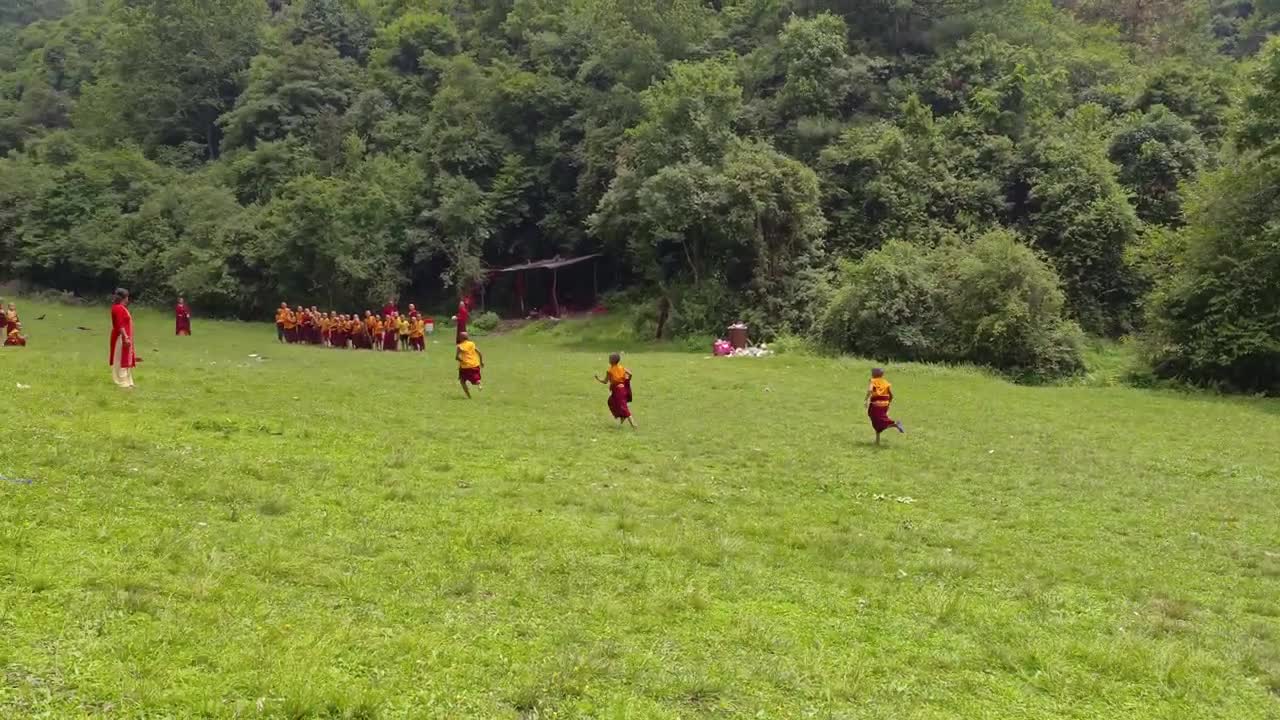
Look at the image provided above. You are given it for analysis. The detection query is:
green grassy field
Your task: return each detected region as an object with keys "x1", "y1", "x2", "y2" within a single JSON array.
[{"x1": 2, "y1": 300, "x2": 1279, "y2": 719}]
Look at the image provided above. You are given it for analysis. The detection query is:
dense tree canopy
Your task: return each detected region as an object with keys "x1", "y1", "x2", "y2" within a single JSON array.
[{"x1": 0, "y1": 0, "x2": 1276, "y2": 386}]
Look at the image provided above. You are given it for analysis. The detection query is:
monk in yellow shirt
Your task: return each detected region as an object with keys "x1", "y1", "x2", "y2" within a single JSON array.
[
  {"x1": 594, "y1": 353, "x2": 636, "y2": 428},
  {"x1": 456, "y1": 332, "x2": 484, "y2": 398},
  {"x1": 865, "y1": 367, "x2": 905, "y2": 445},
  {"x1": 5, "y1": 323, "x2": 26, "y2": 347},
  {"x1": 360, "y1": 311, "x2": 375, "y2": 349},
  {"x1": 282, "y1": 307, "x2": 298, "y2": 343},
  {"x1": 409, "y1": 316, "x2": 426, "y2": 351},
  {"x1": 275, "y1": 303, "x2": 289, "y2": 343},
  {"x1": 397, "y1": 315, "x2": 411, "y2": 351}
]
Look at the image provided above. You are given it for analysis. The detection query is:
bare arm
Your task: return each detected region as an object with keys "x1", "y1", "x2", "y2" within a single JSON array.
[
  {"x1": 864, "y1": 383, "x2": 872, "y2": 408},
  {"x1": 477, "y1": 350, "x2": 484, "y2": 368}
]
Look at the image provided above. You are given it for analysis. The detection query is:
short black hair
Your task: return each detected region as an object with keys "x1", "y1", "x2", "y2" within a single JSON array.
[{"x1": 113, "y1": 288, "x2": 129, "y2": 303}]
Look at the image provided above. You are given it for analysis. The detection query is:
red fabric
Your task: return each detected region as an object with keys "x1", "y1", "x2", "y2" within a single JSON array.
[
  {"x1": 608, "y1": 382, "x2": 631, "y2": 419},
  {"x1": 175, "y1": 303, "x2": 191, "y2": 335},
  {"x1": 868, "y1": 404, "x2": 896, "y2": 433},
  {"x1": 453, "y1": 298, "x2": 468, "y2": 343},
  {"x1": 383, "y1": 303, "x2": 396, "y2": 317},
  {"x1": 459, "y1": 367, "x2": 482, "y2": 385},
  {"x1": 411, "y1": 337, "x2": 425, "y2": 351},
  {"x1": 5, "y1": 335, "x2": 25, "y2": 347},
  {"x1": 109, "y1": 303, "x2": 135, "y2": 368},
  {"x1": 383, "y1": 330, "x2": 398, "y2": 350},
  {"x1": 456, "y1": 300, "x2": 470, "y2": 343}
]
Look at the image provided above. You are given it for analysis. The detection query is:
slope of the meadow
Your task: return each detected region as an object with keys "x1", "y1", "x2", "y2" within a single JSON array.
[{"x1": 2, "y1": 301, "x2": 1279, "y2": 718}]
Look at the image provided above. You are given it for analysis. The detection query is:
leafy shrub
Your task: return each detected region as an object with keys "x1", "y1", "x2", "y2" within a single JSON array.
[
  {"x1": 935, "y1": 230, "x2": 1084, "y2": 381},
  {"x1": 469, "y1": 310, "x2": 499, "y2": 333},
  {"x1": 818, "y1": 242, "x2": 943, "y2": 361},
  {"x1": 1143, "y1": 163, "x2": 1280, "y2": 394},
  {"x1": 767, "y1": 333, "x2": 815, "y2": 356},
  {"x1": 818, "y1": 231, "x2": 1084, "y2": 381}
]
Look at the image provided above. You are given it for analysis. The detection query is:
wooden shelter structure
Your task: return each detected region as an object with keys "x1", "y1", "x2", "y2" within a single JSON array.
[{"x1": 486, "y1": 254, "x2": 602, "y2": 316}]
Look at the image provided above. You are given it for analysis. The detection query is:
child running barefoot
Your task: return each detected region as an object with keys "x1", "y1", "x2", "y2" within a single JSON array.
[
  {"x1": 595, "y1": 353, "x2": 636, "y2": 428},
  {"x1": 865, "y1": 367, "x2": 905, "y2": 445},
  {"x1": 456, "y1": 332, "x2": 484, "y2": 398}
]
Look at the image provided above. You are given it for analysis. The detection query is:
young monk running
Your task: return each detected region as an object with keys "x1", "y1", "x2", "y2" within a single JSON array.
[
  {"x1": 409, "y1": 315, "x2": 426, "y2": 351},
  {"x1": 5, "y1": 303, "x2": 19, "y2": 336},
  {"x1": 4, "y1": 322, "x2": 26, "y2": 346},
  {"x1": 595, "y1": 353, "x2": 636, "y2": 428},
  {"x1": 175, "y1": 297, "x2": 192, "y2": 336},
  {"x1": 456, "y1": 332, "x2": 484, "y2": 398},
  {"x1": 865, "y1": 367, "x2": 905, "y2": 445},
  {"x1": 398, "y1": 314, "x2": 410, "y2": 351},
  {"x1": 344, "y1": 315, "x2": 357, "y2": 349}
]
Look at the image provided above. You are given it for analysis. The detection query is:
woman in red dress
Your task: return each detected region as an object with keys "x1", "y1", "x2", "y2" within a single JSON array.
[
  {"x1": 175, "y1": 297, "x2": 192, "y2": 336},
  {"x1": 110, "y1": 288, "x2": 137, "y2": 388}
]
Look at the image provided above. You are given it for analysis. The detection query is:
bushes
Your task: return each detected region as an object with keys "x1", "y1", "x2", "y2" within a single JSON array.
[
  {"x1": 469, "y1": 310, "x2": 499, "y2": 333},
  {"x1": 1143, "y1": 160, "x2": 1280, "y2": 394},
  {"x1": 819, "y1": 231, "x2": 1084, "y2": 380},
  {"x1": 938, "y1": 231, "x2": 1085, "y2": 380},
  {"x1": 819, "y1": 242, "x2": 943, "y2": 361}
]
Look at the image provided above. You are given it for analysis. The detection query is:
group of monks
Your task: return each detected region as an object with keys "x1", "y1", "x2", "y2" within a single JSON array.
[
  {"x1": 274, "y1": 302, "x2": 430, "y2": 351},
  {"x1": 1, "y1": 301, "x2": 25, "y2": 346}
]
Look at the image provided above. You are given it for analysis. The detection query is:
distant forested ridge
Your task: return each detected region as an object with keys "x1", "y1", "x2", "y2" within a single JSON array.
[{"x1": 1, "y1": 0, "x2": 1278, "y2": 390}]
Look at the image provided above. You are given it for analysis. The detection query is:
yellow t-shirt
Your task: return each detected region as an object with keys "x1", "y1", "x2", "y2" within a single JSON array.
[
  {"x1": 869, "y1": 378, "x2": 892, "y2": 407},
  {"x1": 457, "y1": 340, "x2": 480, "y2": 369},
  {"x1": 607, "y1": 365, "x2": 628, "y2": 386},
  {"x1": 398, "y1": 318, "x2": 410, "y2": 334}
]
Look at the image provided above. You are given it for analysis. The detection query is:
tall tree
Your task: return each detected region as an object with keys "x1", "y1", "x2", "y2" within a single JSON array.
[{"x1": 82, "y1": 0, "x2": 264, "y2": 157}]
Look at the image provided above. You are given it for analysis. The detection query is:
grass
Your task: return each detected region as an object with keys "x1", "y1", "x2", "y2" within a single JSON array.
[{"x1": 2, "y1": 299, "x2": 1280, "y2": 718}]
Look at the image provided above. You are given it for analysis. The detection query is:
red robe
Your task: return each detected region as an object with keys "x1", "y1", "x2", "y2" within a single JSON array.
[
  {"x1": 608, "y1": 380, "x2": 632, "y2": 419},
  {"x1": 175, "y1": 303, "x2": 192, "y2": 335},
  {"x1": 455, "y1": 300, "x2": 470, "y2": 344},
  {"x1": 110, "y1": 303, "x2": 136, "y2": 368}
]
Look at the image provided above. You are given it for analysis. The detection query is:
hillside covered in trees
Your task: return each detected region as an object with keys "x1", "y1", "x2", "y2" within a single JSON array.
[{"x1": 1, "y1": 0, "x2": 1278, "y2": 391}]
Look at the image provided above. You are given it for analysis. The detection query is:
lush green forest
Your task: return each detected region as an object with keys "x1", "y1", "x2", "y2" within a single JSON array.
[{"x1": 1, "y1": 0, "x2": 1278, "y2": 391}]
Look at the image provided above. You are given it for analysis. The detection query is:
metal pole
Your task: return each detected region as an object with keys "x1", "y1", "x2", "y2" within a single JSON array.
[{"x1": 552, "y1": 269, "x2": 559, "y2": 317}]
